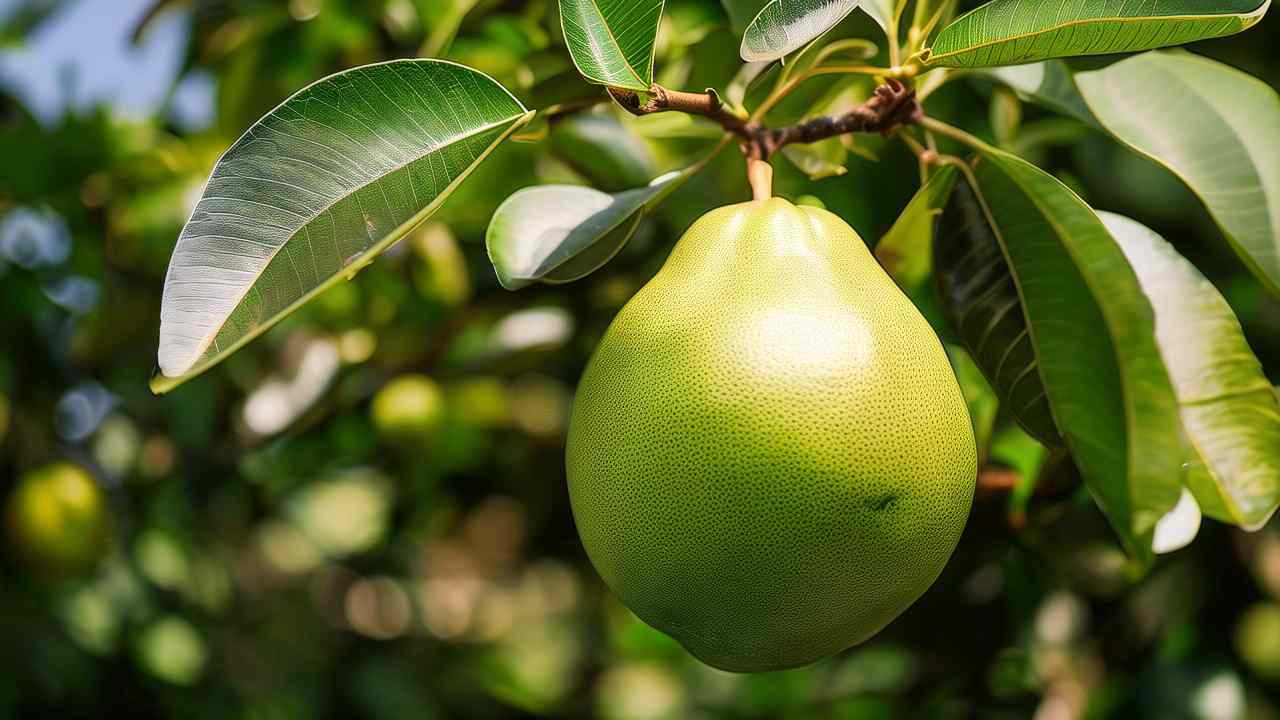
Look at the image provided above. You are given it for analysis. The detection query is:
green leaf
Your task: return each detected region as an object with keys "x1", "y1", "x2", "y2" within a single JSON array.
[
  {"x1": 740, "y1": 0, "x2": 861, "y2": 62},
  {"x1": 927, "y1": 0, "x2": 1268, "y2": 68},
  {"x1": 970, "y1": 148, "x2": 1183, "y2": 557},
  {"x1": 1100, "y1": 212, "x2": 1280, "y2": 530},
  {"x1": 780, "y1": 138, "x2": 848, "y2": 180},
  {"x1": 875, "y1": 164, "x2": 957, "y2": 295},
  {"x1": 559, "y1": 0, "x2": 665, "y2": 90},
  {"x1": 874, "y1": 166, "x2": 957, "y2": 342},
  {"x1": 1075, "y1": 52, "x2": 1280, "y2": 295},
  {"x1": 934, "y1": 175, "x2": 1060, "y2": 447},
  {"x1": 486, "y1": 169, "x2": 687, "y2": 290},
  {"x1": 154, "y1": 60, "x2": 531, "y2": 393},
  {"x1": 992, "y1": 53, "x2": 1280, "y2": 295},
  {"x1": 859, "y1": 0, "x2": 893, "y2": 32}
]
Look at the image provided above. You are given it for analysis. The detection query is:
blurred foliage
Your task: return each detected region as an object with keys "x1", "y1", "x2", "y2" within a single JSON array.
[{"x1": 1, "y1": 0, "x2": 1279, "y2": 718}]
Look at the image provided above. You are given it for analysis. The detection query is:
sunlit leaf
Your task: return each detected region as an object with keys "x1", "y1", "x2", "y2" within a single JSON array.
[
  {"x1": 927, "y1": 0, "x2": 1269, "y2": 68},
  {"x1": 154, "y1": 60, "x2": 531, "y2": 393},
  {"x1": 487, "y1": 169, "x2": 688, "y2": 290},
  {"x1": 1075, "y1": 52, "x2": 1280, "y2": 295},
  {"x1": 970, "y1": 148, "x2": 1183, "y2": 557},
  {"x1": 992, "y1": 53, "x2": 1280, "y2": 295},
  {"x1": 740, "y1": 0, "x2": 861, "y2": 62},
  {"x1": 934, "y1": 176, "x2": 1059, "y2": 447},
  {"x1": 559, "y1": 0, "x2": 664, "y2": 90},
  {"x1": 1101, "y1": 212, "x2": 1280, "y2": 531},
  {"x1": 859, "y1": 0, "x2": 893, "y2": 32}
]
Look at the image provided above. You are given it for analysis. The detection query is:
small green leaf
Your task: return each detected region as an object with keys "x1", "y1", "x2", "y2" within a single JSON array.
[
  {"x1": 928, "y1": 0, "x2": 1268, "y2": 68},
  {"x1": 971, "y1": 148, "x2": 1184, "y2": 557},
  {"x1": 559, "y1": 0, "x2": 665, "y2": 90},
  {"x1": 875, "y1": 166, "x2": 957, "y2": 340},
  {"x1": 934, "y1": 175, "x2": 1060, "y2": 447},
  {"x1": 486, "y1": 170, "x2": 686, "y2": 290},
  {"x1": 991, "y1": 53, "x2": 1280, "y2": 295},
  {"x1": 154, "y1": 60, "x2": 531, "y2": 393},
  {"x1": 875, "y1": 164, "x2": 957, "y2": 295},
  {"x1": 781, "y1": 139, "x2": 848, "y2": 180},
  {"x1": 1101, "y1": 212, "x2": 1280, "y2": 531},
  {"x1": 740, "y1": 0, "x2": 861, "y2": 62}
]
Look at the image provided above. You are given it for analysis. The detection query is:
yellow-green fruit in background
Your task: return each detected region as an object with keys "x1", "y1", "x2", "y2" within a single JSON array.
[
  {"x1": 7, "y1": 462, "x2": 111, "y2": 576},
  {"x1": 566, "y1": 198, "x2": 977, "y2": 672},
  {"x1": 371, "y1": 374, "x2": 445, "y2": 442}
]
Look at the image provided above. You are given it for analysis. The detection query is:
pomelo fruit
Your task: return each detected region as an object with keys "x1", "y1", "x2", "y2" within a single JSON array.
[{"x1": 566, "y1": 198, "x2": 976, "y2": 672}]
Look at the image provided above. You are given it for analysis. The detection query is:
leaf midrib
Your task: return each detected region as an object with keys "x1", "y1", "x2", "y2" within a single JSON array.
[
  {"x1": 179, "y1": 111, "x2": 529, "y2": 376},
  {"x1": 567, "y1": 0, "x2": 651, "y2": 89}
]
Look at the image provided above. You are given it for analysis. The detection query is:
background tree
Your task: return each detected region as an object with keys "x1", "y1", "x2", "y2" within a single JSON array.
[{"x1": 2, "y1": 0, "x2": 1280, "y2": 718}]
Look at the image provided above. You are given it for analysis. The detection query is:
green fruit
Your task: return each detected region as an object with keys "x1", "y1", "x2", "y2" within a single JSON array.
[
  {"x1": 566, "y1": 198, "x2": 976, "y2": 672},
  {"x1": 371, "y1": 374, "x2": 445, "y2": 441},
  {"x1": 7, "y1": 462, "x2": 111, "y2": 576}
]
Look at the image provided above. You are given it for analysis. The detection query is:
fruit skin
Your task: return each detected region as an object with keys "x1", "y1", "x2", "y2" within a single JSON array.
[
  {"x1": 566, "y1": 198, "x2": 976, "y2": 672},
  {"x1": 7, "y1": 462, "x2": 111, "y2": 577}
]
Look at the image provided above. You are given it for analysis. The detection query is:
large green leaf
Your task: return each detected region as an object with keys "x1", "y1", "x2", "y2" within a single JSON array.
[
  {"x1": 971, "y1": 148, "x2": 1183, "y2": 556},
  {"x1": 934, "y1": 175, "x2": 1060, "y2": 446},
  {"x1": 486, "y1": 169, "x2": 688, "y2": 290},
  {"x1": 740, "y1": 0, "x2": 861, "y2": 62},
  {"x1": 154, "y1": 60, "x2": 531, "y2": 393},
  {"x1": 1075, "y1": 52, "x2": 1280, "y2": 295},
  {"x1": 1101, "y1": 212, "x2": 1280, "y2": 530},
  {"x1": 927, "y1": 0, "x2": 1268, "y2": 68},
  {"x1": 559, "y1": 0, "x2": 665, "y2": 91},
  {"x1": 991, "y1": 52, "x2": 1280, "y2": 295}
]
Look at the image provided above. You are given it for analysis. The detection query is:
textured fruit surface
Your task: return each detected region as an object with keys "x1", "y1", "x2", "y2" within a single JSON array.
[{"x1": 566, "y1": 198, "x2": 977, "y2": 672}]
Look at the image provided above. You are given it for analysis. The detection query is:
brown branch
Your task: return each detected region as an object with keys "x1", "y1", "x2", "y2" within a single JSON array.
[{"x1": 610, "y1": 79, "x2": 922, "y2": 161}]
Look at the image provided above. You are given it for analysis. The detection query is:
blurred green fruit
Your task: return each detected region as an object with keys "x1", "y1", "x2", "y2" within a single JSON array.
[
  {"x1": 1235, "y1": 602, "x2": 1280, "y2": 680},
  {"x1": 7, "y1": 462, "x2": 111, "y2": 576},
  {"x1": 371, "y1": 375, "x2": 445, "y2": 442},
  {"x1": 567, "y1": 199, "x2": 977, "y2": 672}
]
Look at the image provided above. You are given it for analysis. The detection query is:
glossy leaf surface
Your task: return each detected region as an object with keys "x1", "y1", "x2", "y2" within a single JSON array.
[
  {"x1": 934, "y1": 175, "x2": 1059, "y2": 446},
  {"x1": 993, "y1": 53, "x2": 1280, "y2": 295},
  {"x1": 740, "y1": 0, "x2": 860, "y2": 62},
  {"x1": 155, "y1": 60, "x2": 531, "y2": 392},
  {"x1": 1102, "y1": 212, "x2": 1280, "y2": 530},
  {"x1": 928, "y1": 0, "x2": 1268, "y2": 68},
  {"x1": 972, "y1": 148, "x2": 1183, "y2": 556},
  {"x1": 486, "y1": 170, "x2": 685, "y2": 290},
  {"x1": 1075, "y1": 52, "x2": 1280, "y2": 295},
  {"x1": 559, "y1": 0, "x2": 665, "y2": 90}
]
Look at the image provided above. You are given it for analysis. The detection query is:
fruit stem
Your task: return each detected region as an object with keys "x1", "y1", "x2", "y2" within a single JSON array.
[{"x1": 747, "y1": 158, "x2": 773, "y2": 201}]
